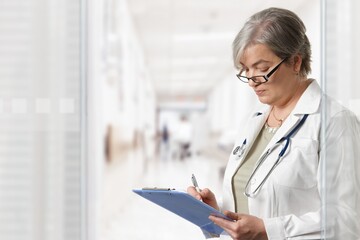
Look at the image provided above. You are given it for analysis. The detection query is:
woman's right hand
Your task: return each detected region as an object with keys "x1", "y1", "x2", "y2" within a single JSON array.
[{"x1": 187, "y1": 186, "x2": 219, "y2": 211}]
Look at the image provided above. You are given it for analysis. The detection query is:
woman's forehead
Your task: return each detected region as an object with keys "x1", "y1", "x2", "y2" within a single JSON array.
[{"x1": 240, "y1": 44, "x2": 275, "y2": 65}]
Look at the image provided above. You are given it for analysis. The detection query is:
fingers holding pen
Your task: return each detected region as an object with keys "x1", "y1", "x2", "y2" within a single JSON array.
[
  {"x1": 187, "y1": 186, "x2": 202, "y2": 200},
  {"x1": 200, "y1": 188, "x2": 219, "y2": 210},
  {"x1": 187, "y1": 186, "x2": 219, "y2": 210},
  {"x1": 187, "y1": 186, "x2": 201, "y2": 201}
]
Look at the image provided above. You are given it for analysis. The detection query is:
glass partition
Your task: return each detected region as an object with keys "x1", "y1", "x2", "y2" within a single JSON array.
[
  {"x1": 321, "y1": 0, "x2": 360, "y2": 238},
  {"x1": 0, "y1": 0, "x2": 87, "y2": 239}
]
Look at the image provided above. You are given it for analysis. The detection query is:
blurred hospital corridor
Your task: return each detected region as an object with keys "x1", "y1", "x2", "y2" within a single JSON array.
[
  {"x1": 101, "y1": 133, "x2": 227, "y2": 240},
  {"x1": 101, "y1": 107, "x2": 235, "y2": 239},
  {"x1": 1, "y1": 0, "x2": 360, "y2": 240}
]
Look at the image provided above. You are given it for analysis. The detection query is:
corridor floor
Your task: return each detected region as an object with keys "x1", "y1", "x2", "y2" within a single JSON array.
[{"x1": 101, "y1": 147, "x2": 227, "y2": 240}]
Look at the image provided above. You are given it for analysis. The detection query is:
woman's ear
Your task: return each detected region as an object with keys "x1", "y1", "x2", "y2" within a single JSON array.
[{"x1": 293, "y1": 55, "x2": 302, "y2": 73}]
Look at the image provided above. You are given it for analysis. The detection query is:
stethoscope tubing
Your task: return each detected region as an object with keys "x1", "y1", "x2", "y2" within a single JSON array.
[{"x1": 233, "y1": 114, "x2": 309, "y2": 198}]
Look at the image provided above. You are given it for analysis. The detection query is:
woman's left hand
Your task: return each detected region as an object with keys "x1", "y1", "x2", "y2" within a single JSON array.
[{"x1": 209, "y1": 210, "x2": 268, "y2": 240}]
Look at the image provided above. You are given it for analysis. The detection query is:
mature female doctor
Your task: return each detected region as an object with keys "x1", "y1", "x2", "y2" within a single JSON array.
[{"x1": 188, "y1": 7, "x2": 360, "y2": 240}]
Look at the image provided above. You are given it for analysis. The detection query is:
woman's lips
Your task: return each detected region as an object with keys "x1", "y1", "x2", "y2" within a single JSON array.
[{"x1": 255, "y1": 89, "x2": 265, "y2": 96}]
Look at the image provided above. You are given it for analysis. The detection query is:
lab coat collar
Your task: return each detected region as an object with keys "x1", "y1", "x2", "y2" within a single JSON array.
[
  {"x1": 266, "y1": 79, "x2": 321, "y2": 147},
  {"x1": 245, "y1": 79, "x2": 321, "y2": 154},
  {"x1": 254, "y1": 79, "x2": 321, "y2": 117},
  {"x1": 292, "y1": 79, "x2": 321, "y2": 115}
]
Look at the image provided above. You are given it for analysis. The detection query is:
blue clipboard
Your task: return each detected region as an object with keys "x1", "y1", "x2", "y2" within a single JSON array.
[{"x1": 133, "y1": 188, "x2": 232, "y2": 236}]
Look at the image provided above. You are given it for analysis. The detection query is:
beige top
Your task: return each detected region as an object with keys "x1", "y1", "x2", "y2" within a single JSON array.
[{"x1": 232, "y1": 123, "x2": 278, "y2": 213}]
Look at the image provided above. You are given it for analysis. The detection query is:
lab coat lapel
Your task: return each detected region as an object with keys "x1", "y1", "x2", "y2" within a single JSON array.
[
  {"x1": 246, "y1": 111, "x2": 269, "y2": 147},
  {"x1": 228, "y1": 110, "x2": 268, "y2": 179},
  {"x1": 237, "y1": 108, "x2": 270, "y2": 166}
]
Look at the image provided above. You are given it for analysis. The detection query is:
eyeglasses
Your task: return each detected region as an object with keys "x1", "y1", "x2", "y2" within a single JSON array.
[{"x1": 236, "y1": 58, "x2": 286, "y2": 84}]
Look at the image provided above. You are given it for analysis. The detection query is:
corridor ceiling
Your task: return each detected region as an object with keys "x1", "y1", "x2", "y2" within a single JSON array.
[{"x1": 127, "y1": 0, "x2": 312, "y2": 103}]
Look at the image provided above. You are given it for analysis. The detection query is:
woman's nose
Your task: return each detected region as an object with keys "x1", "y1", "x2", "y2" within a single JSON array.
[{"x1": 248, "y1": 78, "x2": 258, "y2": 87}]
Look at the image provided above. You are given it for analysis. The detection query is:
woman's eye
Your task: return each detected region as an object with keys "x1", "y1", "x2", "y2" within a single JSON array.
[{"x1": 242, "y1": 69, "x2": 249, "y2": 75}]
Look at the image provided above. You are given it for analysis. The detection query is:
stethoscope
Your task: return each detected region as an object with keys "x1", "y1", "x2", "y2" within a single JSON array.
[
  {"x1": 232, "y1": 139, "x2": 247, "y2": 159},
  {"x1": 232, "y1": 114, "x2": 309, "y2": 198}
]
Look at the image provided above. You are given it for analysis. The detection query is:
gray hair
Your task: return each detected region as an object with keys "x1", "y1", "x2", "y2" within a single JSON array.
[{"x1": 232, "y1": 7, "x2": 311, "y2": 77}]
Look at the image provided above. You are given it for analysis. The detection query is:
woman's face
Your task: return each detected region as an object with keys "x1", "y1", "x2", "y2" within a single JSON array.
[{"x1": 239, "y1": 44, "x2": 299, "y2": 106}]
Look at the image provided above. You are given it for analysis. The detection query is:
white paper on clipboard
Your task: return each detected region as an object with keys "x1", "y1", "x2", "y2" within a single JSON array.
[{"x1": 132, "y1": 188, "x2": 233, "y2": 236}]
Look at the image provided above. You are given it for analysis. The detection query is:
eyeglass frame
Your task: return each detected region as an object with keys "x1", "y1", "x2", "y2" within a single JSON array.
[{"x1": 236, "y1": 58, "x2": 287, "y2": 84}]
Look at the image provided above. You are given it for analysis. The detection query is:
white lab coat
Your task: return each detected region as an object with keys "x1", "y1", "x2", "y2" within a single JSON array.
[{"x1": 220, "y1": 80, "x2": 360, "y2": 239}]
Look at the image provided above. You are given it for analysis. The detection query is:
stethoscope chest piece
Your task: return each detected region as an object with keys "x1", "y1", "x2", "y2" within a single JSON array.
[{"x1": 233, "y1": 139, "x2": 247, "y2": 160}]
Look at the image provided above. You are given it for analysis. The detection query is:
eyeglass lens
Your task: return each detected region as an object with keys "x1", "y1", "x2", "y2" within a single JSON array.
[{"x1": 237, "y1": 58, "x2": 286, "y2": 83}]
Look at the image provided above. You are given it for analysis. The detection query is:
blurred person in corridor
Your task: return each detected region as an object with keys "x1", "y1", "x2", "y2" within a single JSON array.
[
  {"x1": 174, "y1": 114, "x2": 193, "y2": 160},
  {"x1": 188, "y1": 7, "x2": 360, "y2": 240},
  {"x1": 159, "y1": 123, "x2": 171, "y2": 161}
]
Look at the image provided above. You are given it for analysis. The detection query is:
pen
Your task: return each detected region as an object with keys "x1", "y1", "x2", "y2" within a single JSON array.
[{"x1": 191, "y1": 174, "x2": 201, "y2": 193}]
